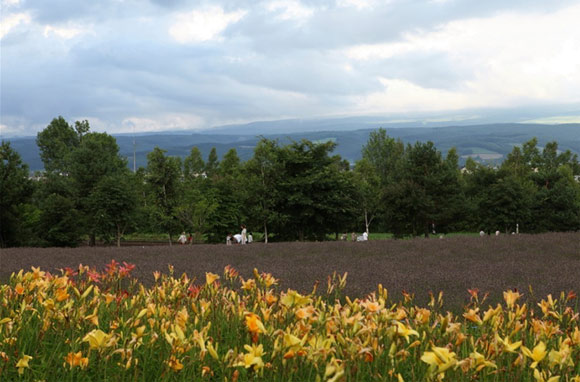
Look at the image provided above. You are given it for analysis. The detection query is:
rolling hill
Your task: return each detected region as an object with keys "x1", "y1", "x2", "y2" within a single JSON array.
[{"x1": 6, "y1": 123, "x2": 580, "y2": 172}]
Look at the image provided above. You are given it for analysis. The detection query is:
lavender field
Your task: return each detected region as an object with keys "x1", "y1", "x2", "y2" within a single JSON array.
[{"x1": 2, "y1": 232, "x2": 579, "y2": 309}]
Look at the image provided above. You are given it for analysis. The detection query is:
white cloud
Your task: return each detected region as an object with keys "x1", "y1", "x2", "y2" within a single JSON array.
[
  {"x1": 121, "y1": 113, "x2": 205, "y2": 133},
  {"x1": 346, "y1": 4, "x2": 580, "y2": 112},
  {"x1": 43, "y1": 25, "x2": 86, "y2": 39},
  {"x1": 522, "y1": 116, "x2": 580, "y2": 124},
  {"x1": 2, "y1": 0, "x2": 21, "y2": 7},
  {"x1": 336, "y1": 0, "x2": 380, "y2": 10},
  {"x1": 0, "y1": 12, "x2": 31, "y2": 39},
  {"x1": 265, "y1": 0, "x2": 314, "y2": 21},
  {"x1": 356, "y1": 78, "x2": 477, "y2": 113},
  {"x1": 169, "y1": 6, "x2": 246, "y2": 43}
]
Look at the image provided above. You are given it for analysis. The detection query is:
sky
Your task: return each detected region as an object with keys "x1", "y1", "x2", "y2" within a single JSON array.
[{"x1": 1, "y1": 0, "x2": 580, "y2": 137}]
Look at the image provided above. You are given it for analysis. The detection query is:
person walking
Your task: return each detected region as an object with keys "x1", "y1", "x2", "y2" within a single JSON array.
[{"x1": 241, "y1": 225, "x2": 247, "y2": 245}]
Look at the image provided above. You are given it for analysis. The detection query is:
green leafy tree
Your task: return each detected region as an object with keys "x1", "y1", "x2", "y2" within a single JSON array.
[
  {"x1": 463, "y1": 164, "x2": 496, "y2": 233},
  {"x1": 0, "y1": 141, "x2": 33, "y2": 247},
  {"x1": 273, "y1": 140, "x2": 357, "y2": 241},
  {"x1": 361, "y1": 128, "x2": 405, "y2": 186},
  {"x1": 38, "y1": 194, "x2": 84, "y2": 247},
  {"x1": 488, "y1": 174, "x2": 533, "y2": 233},
  {"x1": 205, "y1": 147, "x2": 219, "y2": 177},
  {"x1": 88, "y1": 173, "x2": 137, "y2": 246},
  {"x1": 244, "y1": 139, "x2": 282, "y2": 243},
  {"x1": 36, "y1": 116, "x2": 80, "y2": 173},
  {"x1": 146, "y1": 147, "x2": 182, "y2": 243},
  {"x1": 36, "y1": 118, "x2": 129, "y2": 245},
  {"x1": 34, "y1": 174, "x2": 84, "y2": 246},
  {"x1": 68, "y1": 132, "x2": 128, "y2": 245},
  {"x1": 206, "y1": 149, "x2": 244, "y2": 243},
  {"x1": 183, "y1": 147, "x2": 205, "y2": 179},
  {"x1": 360, "y1": 129, "x2": 405, "y2": 233},
  {"x1": 385, "y1": 142, "x2": 464, "y2": 237},
  {"x1": 530, "y1": 163, "x2": 580, "y2": 232},
  {"x1": 353, "y1": 158, "x2": 381, "y2": 235}
]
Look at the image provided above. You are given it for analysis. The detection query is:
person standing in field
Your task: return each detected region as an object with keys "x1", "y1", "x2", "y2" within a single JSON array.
[{"x1": 241, "y1": 225, "x2": 247, "y2": 245}]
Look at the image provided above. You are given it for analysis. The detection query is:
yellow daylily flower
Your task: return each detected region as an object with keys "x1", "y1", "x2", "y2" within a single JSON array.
[
  {"x1": 415, "y1": 308, "x2": 431, "y2": 325},
  {"x1": 235, "y1": 344, "x2": 265, "y2": 372},
  {"x1": 571, "y1": 326, "x2": 580, "y2": 345},
  {"x1": 205, "y1": 272, "x2": 220, "y2": 285},
  {"x1": 548, "y1": 342, "x2": 573, "y2": 369},
  {"x1": 463, "y1": 308, "x2": 483, "y2": 325},
  {"x1": 469, "y1": 351, "x2": 497, "y2": 372},
  {"x1": 482, "y1": 304, "x2": 503, "y2": 322},
  {"x1": 16, "y1": 354, "x2": 32, "y2": 375},
  {"x1": 241, "y1": 278, "x2": 256, "y2": 290},
  {"x1": 280, "y1": 290, "x2": 311, "y2": 308},
  {"x1": 533, "y1": 368, "x2": 560, "y2": 382},
  {"x1": 496, "y1": 334, "x2": 522, "y2": 353},
  {"x1": 207, "y1": 341, "x2": 219, "y2": 361},
  {"x1": 503, "y1": 290, "x2": 522, "y2": 308},
  {"x1": 324, "y1": 358, "x2": 345, "y2": 382},
  {"x1": 522, "y1": 341, "x2": 547, "y2": 368},
  {"x1": 421, "y1": 346, "x2": 457, "y2": 375},
  {"x1": 83, "y1": 329, "x2": 113, "y2": 350},
  {"x1": 283, "y1": 332, "x2": 302, "y2": 349},
  {"x1": 392, "y1": 321, "x2": 419, "y2": 342},
  {"x1": 166, "y1": 355, "x2": 183, "y2": 372},
  {"x1": 362, "y1": 300, "x2": 382, "y2": 313}
]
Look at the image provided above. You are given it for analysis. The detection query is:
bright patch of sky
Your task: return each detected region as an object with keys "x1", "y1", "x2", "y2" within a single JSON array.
[{"x1": 1, "y1": 0, "x2": 579, "y2": 136}]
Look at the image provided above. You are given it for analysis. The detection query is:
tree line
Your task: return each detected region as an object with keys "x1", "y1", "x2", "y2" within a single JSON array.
[{"x1": 1, "y1": 117, "x2": 579, "y2": 247}]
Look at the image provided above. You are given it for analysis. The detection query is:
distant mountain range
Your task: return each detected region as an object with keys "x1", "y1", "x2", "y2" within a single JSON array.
[{"x1": 6, "y1": 122, "x2": 580, "y2": 172}]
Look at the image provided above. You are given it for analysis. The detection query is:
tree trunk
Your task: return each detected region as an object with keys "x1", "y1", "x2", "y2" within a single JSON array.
[
  {"x1": 168, "y1": 232, "x2": 172, "y2": 246},
  {"x1": 364, "y1": 210, "x2": 370, "y2": 235},
  {"x1": 89, "y1": 233, "x2": 96, "y2": 247},
  {"x1": 116, "y1": 224, "x2": 121, "y2": 247},
  {"x1": 263, "y1": 222, "x2": 268, "y2": 244}
]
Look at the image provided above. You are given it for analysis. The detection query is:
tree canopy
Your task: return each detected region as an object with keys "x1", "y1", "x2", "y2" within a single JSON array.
[{"x1": 3, "y1": 118, "x2": 579, "y2": 247}]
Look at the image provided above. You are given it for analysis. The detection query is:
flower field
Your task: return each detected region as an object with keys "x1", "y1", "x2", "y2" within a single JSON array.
[{"x1": 1, "y1": 260, "x2": 580, "y2": 381}]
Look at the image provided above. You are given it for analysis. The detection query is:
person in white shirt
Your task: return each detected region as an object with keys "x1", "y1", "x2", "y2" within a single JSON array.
[
  {"x1": 362, "y1": 231, "x2": 368, "y2": 241},
  {"x1": 178, "y1": 232, "x2": 187, "y2": 245},
  {"x1": 241, "y1": 225, "x2": 247, "y2": 245},
  {"x1": 248, "y1": 232, "x2": 253, "y2": 243}
]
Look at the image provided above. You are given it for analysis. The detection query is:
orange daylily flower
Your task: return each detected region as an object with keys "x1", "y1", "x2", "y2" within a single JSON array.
[{"x1": 64, "y1": 351, "x2": 89, "y2": 369}]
